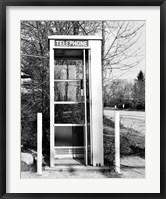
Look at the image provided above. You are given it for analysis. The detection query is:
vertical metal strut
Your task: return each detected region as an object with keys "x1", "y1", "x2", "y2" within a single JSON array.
[{"x1": 83, "y1": 49, "x2": 88, "y2": 165}]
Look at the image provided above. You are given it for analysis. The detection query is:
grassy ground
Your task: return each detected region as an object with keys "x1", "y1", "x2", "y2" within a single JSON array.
[
  {"x1": 120, "y1": 156, "x2": 145, "y2": 178},
  {"x1": 103, "y1": 116, "x2": 145, "y2": 162}
]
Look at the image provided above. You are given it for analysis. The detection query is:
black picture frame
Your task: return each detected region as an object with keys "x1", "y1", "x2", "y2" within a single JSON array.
[{"x1": 0, "y1": 0, "x2": 165, "y2": 198}]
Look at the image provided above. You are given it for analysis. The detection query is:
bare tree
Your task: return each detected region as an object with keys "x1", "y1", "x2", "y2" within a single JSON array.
[
  {"x1": 104, "y1": 79, "x2": 133, "y2": 107},
  {"x1": 21, "y1": 20, "x2": 145, "y2": 149},
  {"x1": 101, "y1": 21, "x2": 145, "y2": 98}
]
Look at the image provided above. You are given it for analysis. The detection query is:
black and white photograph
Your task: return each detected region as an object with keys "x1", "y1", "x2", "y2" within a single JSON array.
[{"x1": 21, "y1": 20, "x2": 145, "y2": 179}]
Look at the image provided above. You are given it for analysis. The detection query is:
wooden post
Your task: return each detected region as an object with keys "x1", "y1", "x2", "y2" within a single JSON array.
[
  {"x1": 37, "y1": 113, "x2": 42, "y2": 175},
  {"x1": 115, "y1": 111, "x2": 121, "y2": 173}
]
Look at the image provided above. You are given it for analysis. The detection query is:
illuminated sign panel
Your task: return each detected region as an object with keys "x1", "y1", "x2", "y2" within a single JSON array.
[{"x1": 55, "y1": 40, "x2": 88, "y2": 47}]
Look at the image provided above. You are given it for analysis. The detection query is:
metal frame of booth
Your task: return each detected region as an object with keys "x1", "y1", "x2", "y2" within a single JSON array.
[{"x1": 49, "y1": 36, "x2": 104, "y2": 167}]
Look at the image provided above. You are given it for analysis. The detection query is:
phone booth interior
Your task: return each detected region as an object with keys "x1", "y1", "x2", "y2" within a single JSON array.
[{"x1": 49, "y1": 36, "x2": 104, "y2": 167}]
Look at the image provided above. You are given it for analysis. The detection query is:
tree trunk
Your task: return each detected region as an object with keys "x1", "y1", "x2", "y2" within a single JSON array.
[{"x1": 101, "y1": 21, "x2": 105, "y2": 69}]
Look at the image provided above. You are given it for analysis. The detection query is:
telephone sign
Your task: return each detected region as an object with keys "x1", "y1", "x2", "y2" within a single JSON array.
[{"x1": 55, "y1": 40, "x2": 88, "y2": 47}]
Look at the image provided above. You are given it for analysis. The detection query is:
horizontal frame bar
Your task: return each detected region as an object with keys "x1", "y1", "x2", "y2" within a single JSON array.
[
  {"x1": 53, "y1": 46, "x2": 90, "y2": 49},
  {"x1": 54, "y1": 146, "x2": 84, "y2": 149},
  {"x1": 54, "y1": 124, "x2": 85, "y2": 126},
  {"x1": 49, "y1": 35, "x2": 102, "y2": 40},
  {"x1": 54, "y1": 101, "x2": 83, "y2": 104},
  {"x1": 54, "y1": 79, "x2": 81, "y2": 82}
]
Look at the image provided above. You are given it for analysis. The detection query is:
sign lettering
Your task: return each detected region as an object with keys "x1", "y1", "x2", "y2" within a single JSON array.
[{"x1": 55, "y1": 40, "x2": 88, "y2": 47}]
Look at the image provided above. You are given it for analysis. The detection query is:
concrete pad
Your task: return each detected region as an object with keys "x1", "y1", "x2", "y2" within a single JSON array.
[
  {"x1": 45, "y1": 158, "x2": 110, "y2": 171},
  {"x1": 54, "y1": 158, "x2": 82, "y2": 165}
]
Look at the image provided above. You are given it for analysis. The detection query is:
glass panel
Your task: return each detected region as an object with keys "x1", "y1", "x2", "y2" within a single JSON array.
[
  {"x1": 54, "y1": 49, "x2": 83, "y2": 59},
  {"x1": 54, "y1": 126, "x2": 84, "y2": 146},
  {"x1": 54, "y1": 104, "x2": 84, "y2": 124},
  {"x1": 54, "y1": 81, "x2": 84, "y2": 102},
  {"x1": 54, "y1": 60, "x2": 83, "y2": 80}
]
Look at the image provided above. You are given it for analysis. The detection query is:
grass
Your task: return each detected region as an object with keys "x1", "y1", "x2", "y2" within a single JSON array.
[{"x1": 103, "y1": 115, "x2": 145, "y2": 167}]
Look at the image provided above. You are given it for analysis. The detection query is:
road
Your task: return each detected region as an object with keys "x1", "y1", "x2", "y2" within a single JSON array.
[{"x1": 104, "y1": 109, "x2": 145, "y2": 135}]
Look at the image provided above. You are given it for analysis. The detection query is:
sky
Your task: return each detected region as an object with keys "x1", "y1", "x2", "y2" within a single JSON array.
[
  {"x1": 107, "y1": 21, "x2": 146, "y2": 82},
  {"x1": 111, "y1": 58, "x2": 145, "y2": 82}
]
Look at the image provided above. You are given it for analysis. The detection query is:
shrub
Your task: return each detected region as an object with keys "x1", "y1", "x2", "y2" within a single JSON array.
[
  {"x1": 104, "y1": 135, "x2": 115, "y2": 167},
  {"x1": 21, "y1": 119, "x2": 37, "y2": 150},
  {"x1": 103, "y1": 117, "x2": 145, "y2": 166}
]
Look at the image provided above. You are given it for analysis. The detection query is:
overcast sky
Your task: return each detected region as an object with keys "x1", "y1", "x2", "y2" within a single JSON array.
[{"x1": 108, "y1": 22, "x2": 145, "y2": 82}]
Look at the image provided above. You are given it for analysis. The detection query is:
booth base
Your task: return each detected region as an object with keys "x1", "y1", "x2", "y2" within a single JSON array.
[{"x1": 45, "y1": 159, "x2": 110, "y2": 171}]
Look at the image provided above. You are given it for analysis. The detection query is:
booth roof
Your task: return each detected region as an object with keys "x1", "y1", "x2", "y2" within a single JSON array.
[{"x1": 48, "y1": 35, "x2": 102, "y2": 40}]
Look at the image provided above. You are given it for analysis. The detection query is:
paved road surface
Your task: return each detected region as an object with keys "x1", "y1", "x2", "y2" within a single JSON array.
[{"x1": 104, "y1": 109, "x2": 145, "y2": 135}]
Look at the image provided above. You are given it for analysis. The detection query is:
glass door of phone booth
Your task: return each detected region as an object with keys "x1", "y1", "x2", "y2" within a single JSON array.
[{"x1": 53, "y1": 49, "x2": 91, "y2": 166}]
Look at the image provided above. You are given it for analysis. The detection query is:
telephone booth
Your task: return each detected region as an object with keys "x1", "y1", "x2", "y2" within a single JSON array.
[{"x1": 49, "y1": 35, "x2": 103, "y2": 167}]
